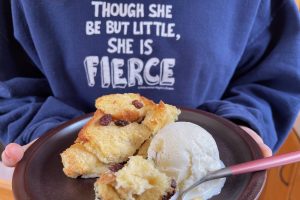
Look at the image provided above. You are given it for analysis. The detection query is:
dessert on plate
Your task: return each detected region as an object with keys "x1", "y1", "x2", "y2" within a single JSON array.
[{"x1": 60, "y1": 93, "x2": 225, "y2": 200}]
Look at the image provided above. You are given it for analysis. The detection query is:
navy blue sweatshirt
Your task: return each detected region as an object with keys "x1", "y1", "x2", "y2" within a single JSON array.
[{"x1": 1, "y1": 0, "x2": 300, "y2": 151}]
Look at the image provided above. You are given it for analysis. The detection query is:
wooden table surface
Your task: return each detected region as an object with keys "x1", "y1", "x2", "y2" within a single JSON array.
[{"x1": 0, "y1": 162, "x2": 14, "y2": 200}]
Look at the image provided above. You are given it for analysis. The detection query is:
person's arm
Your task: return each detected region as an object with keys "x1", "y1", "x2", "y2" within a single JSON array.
[
  {"x1": 0, "y1": 0, "x2": 84, "y2": 167},
  {"x1": 0, "y1": 0, "x2": 84, "y2": 146},
  {"x1": 199, "y1": 0, "x2": 300, "y2": 152}
]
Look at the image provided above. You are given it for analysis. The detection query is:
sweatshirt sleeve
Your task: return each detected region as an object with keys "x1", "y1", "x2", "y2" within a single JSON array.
[
  {"x1": 199, "y1": 0, "x2": 300, "y2": 151},
  {"x1": 0, "y1": 1, "x2": 84, "y2": 146}
]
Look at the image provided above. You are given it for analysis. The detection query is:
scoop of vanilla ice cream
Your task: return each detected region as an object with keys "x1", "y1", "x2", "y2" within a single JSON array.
[{"x1": 148, "y1": 122, "x2": 225, "y2": 200}]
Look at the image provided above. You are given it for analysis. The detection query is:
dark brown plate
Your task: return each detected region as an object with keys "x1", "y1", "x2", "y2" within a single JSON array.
[{"x1": 13, "y1": 109, "x2": 266, "y2": 200}]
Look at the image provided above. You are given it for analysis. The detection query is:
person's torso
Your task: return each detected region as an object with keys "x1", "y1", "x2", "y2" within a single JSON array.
[{"x1": 13, "y1": 0, "x2": 261, "y2": 111}]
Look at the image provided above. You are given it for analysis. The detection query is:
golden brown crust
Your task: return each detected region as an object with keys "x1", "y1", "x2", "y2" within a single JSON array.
[
  {"x1": 95, "y1": 93, "x2": 155, "y2": 122},
  {"x1": 78, "y1": 122, "x2": 152, "y2": 164},
  {"x1": 142, "y1": 101, "x2": 181, "y2": 134},
  {"x1": 76, "y1": 110, "x2": 105, "y2": 144},
  {"x1": 60, "y1": 143, "x2": 109, "y2": 178}
]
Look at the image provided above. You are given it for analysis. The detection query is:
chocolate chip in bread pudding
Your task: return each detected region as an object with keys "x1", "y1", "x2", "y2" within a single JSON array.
[
  {"x1": 162, "y1": 192, "x2": 175, "y2": 200},
  {"x1": 114, "y1": 120, "x2": 129, "y2": 126},
  {"x1": 108, "y1": 162, "x2": 126, "y2": 172},
  {"x1": 132, "y1": 100, "x2": 143, "y2": 109},
  {"x1": 137, "y1": 116, "x2": 145, "y2": 124},
  {"x1": 99, "y1": 114, "x2": 112, "y2": 126},
  {"x1": 162, "y1": 179, "x2": 177, "y2": 200},
  {"x1": 162, "y1": 190, "x2": 176, "y2": 200}
]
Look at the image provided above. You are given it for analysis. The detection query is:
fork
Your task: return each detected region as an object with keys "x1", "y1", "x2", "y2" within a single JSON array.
[{"x1": 177, "y1": 150, "x2": 300, "y2": 200}]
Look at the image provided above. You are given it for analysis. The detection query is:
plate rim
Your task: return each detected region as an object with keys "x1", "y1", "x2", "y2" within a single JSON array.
[{"x1": 13, "y1": 108, "x2": 266, "y2": 200}]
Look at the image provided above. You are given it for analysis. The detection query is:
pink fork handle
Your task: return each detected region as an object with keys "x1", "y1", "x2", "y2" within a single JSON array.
[{"x1": 230, "y1": 150, "x2": 300, "y2": 175}]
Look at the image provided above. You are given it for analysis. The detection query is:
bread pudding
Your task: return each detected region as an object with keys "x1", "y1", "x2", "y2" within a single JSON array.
[
  {"x1": 94, "y1": 156, "x2": 176, "y2": 200},
  {"x1": 60, "y1": 93, "x2": 180, "y2": 178}
]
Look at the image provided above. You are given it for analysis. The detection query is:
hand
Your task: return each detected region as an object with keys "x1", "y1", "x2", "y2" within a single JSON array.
[
  {"x1": 239, "y1": 126, "x2": 272, "y2": 157},
  {"x1": 1, "y1": 139, "x2": 37, "y2": 167}
]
